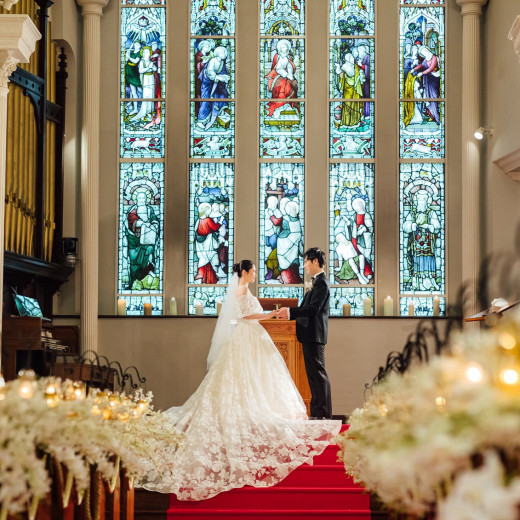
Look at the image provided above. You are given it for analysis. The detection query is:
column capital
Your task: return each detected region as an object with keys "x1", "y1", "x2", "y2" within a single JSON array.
[
  {"x1": 0, "y1": 52, "x2": 17, "y2": 89},
  {"x1": 456, "y1": 0, "x2": 488, "y2": 17},
  {"x1": 76, "y1": 0, "x2": 110, "y2": 17}
]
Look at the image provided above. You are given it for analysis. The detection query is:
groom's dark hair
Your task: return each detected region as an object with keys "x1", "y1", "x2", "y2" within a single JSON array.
[{"x1": 304, "y1": 247, "x2": 326, "y2": 267}]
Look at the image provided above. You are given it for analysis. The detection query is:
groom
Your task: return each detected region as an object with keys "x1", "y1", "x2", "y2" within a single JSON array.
[{"x1": 276, "y1": 247, "x2": 332, "y2": 419}]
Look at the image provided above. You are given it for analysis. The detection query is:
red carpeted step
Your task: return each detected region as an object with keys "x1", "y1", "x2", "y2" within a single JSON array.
[
  {"x1": 168, "y1": 510, "x2": 370, "y2": 519},
  {"x1": 275, "y1": 464, "x2": 355, "y2": 487},
  {"x1": 311, "y1": 443, "x2": 342, "y2": 465}
]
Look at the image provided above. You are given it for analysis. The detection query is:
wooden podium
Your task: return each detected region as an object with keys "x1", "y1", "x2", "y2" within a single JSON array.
[{"x1": 260, "y1": 319, "x2": 311, "y2": 415}]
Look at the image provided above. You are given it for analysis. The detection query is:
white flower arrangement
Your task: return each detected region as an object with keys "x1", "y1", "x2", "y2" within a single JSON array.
[
  {"x1": 336, "y1": 308, "x2": 520, "y2": 519},
  {"x1": 0, "y1": 377, "x2": 181, "y2": 517}
]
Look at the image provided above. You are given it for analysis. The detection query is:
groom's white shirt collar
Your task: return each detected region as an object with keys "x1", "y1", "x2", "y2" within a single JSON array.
[{"x1": 312, "y1": 270, "x2": 325, "y2": 280}]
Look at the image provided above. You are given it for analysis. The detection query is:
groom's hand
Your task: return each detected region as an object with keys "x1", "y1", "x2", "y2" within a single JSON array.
[{"x1": 276, "y1": 307, "x2": 289, "y2": 320}]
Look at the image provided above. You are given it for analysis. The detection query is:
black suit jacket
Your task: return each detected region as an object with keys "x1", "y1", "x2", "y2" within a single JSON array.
[{"x1": 289, "y1": 272, "x2": 329, "y2": 344}]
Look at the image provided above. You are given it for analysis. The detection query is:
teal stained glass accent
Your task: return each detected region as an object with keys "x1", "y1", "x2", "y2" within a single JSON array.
[
  {"x1": 191, "y1": 0, "x2": 236, "y2": 36},
  {"x1": 119, "y1": 295, "x2": 163, "y2": 316},
  {"x1": 120, "y1": 102, "x2": 164, "y2": 158},
  {"x1": 190, "y1": 102, "x2": 234, "y2": 158},
  {"x1": 188, "y1": 163, "x2": 234, "y2": 285},
  {"x1": 330, "y1": 38, "x2": 374, "y2": 100},
  {"x1": 118, "y1": 162, "x2": 164, "y2": 295},
  {"x1": 260, "y1": 38, "x2": 305, "y2": 100},
  {"x1": 260, "y1": 0, "x2": 305, "y2": 36},
  {"x1": 188, "y1": 286, "x2": 229, "y2": 315},
  {"x1": 329, "y1": 287, "x2": 375, "y2": 316},
  {"x1": 399, "y1": 5, "x2": 444, "y2": 99},
  {"x1": 121, "y1": 8, "x2": 166, "y2": 99},
  {"x1": 399, "y1": 163, "x2": 445, "y2": 295},
  {"x1": 259, "y1": 163, "x2": 305, "y2": 285},
  {"x1": 402, "y1": 0, "x2": 442, "y2": 5},
  {"x1": 260, "y1": 102, "x2": 304, "y2": 158},
  {"x1": 400, "y1": 102, "x2": 444, "y2": 158},
  {"x1": 330, "y1": 0, "x2": 375, "y2": 36},
  {"x1": 329, "y1": 163, "x2": 375, "y2": 286},
  {"x1": 122, "y1": 0, "x2": 164, "y2": 5},
  {"x1": 330, "y1": 101, "x2": 373, "y2": 158},
  {"x1": 399, "y1": 296, "x2": 445, "y2": 317},
  {"x1": 258, "y1": 286, "x2": 304, "y2": 302}
]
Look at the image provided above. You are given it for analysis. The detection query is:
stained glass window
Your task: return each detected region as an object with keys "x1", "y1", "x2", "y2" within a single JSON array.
[
  {"x1": 402, "y1": 0, "x2": 442, "y2": 5},
  {"x1": 329, "y1": 287, "x2": 375, "y2": 316},
  {"x1": 399, "y1": 1, "x2": 445, "y2": 315},
  {"x1": 330, "y1": 0, "x2": 375, "y2": 36},
  {"x1": 258, "y1": 286, "x2": 304, "y2": 301},
  {"x1": 191, "y1": 0, "x2": 236, "y2": 36},
  {"x1": 118, "y1": 1, "x2": 166, "y2": 315},
  {"x1": 188, "y1": 287, "x2": 229, "y2": 316},
  {"x1": 260, "y1": 0, "x2": 305, "y2": 36},
  {"x1": 399, "y1": 296, "x2": 446, "y2": 317}
]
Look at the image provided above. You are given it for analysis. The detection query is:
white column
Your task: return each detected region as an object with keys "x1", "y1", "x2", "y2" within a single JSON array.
[
  {"x1": 456, "y1": 0, "x2": 488, "y2": 325},
  {"x1": 0, "y1": 15, "x2": 40, "y2": 364},
  {"x1": 76, "y1": 0, "x2": 109, "y2": 353}
]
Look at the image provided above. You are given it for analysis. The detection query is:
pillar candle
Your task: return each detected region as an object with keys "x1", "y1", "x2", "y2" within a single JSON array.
[
  {"x1": 216, "y1": 301, "x2": 222, "y2": 315},
  {"x1": 117, "y1": 299, "x2": 126, "y2": 316},
  {"x1": 342, "y1": 303, "x2": 351, "y2": 316},
  {"x1": 408, "y1": 302, "x2": 415, "y2": 316},
  {"x1": 433, "y1": 297, "x2": 440, "y2": 316},
  {"x1": 143, "y1": 303, "x2": 152, "y2": 316},
  {"x1": 363, "y1": 298, "x2": 372, "y2": 316},
  {"x1": 384, "y1": 296, "x2": 393, "y2": 316},
  {"x1": 169, "y1": 297, "x2": 177, "y2": 316},
  {"x1": 195, "y1": 303, "x2": 204, "y2": 316}
]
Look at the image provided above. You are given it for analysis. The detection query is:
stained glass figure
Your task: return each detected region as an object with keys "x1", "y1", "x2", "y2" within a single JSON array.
[
  {"x1": 118, "y1": 162, "x2": 164, "y2": 295},
  {"x1": 260, "y1": 102, "x2": 304, "y2": 158},
  {"x1": 122, "y1": 0, "x2": 164, "y2": 5},
  {"x1": 188, "y1": 163, "x2": 234, "y2": 285},
  {"x1": 329, "y1": 287, "x2": 375, "y2": 316},
  {"x1": 400, "y1": 101, "x2": 444, "y2": 158},
  {"x1": 259, "y1": 163, "x2": 304, "y2": 285},
  {"x1": 399, "y1": 6, "x2": 444, "y2": 99},
  {"x1": 399, "y1": 296, "x2": 445, "y2": 317},
  {"x1": 121, "y1": 8, "x2": 166, "y2": 100},
  {"x1": 329, "y1": 0, "x2": 375, "y2": 36},
  {"x1": 260, "y1": 38, "x2": 305, "y2": 101},
  {"x1": 191, "y1": 0, "x2": 236, "y2": 36},
  {"x1": 120, "y1": 295, "x2": 163, "y2": 316},
  {"x1": 329, "y1": 163, "x2": 375, "y2": 285},
  {"x1": 188, "y1": 287, "x2": 229, "y2": 315},
  {"x1": 399, "y1": 163, "x2": 444, "y2": 295},
  {"x1": 330, "y1": 101, "x2": 373, "y2": 158},
  {"x1": 258, "y1": 286, "x2": 304, "y2": 302},
  {"x1": 330, "y1": 38, "x2": 374, "y2": 100},
  {"x1": 260, "y1": 0, "x2": 305, "y2": 36},
  {"x1": 191, "y1": 102, "x2": 234, "y2": 158}
]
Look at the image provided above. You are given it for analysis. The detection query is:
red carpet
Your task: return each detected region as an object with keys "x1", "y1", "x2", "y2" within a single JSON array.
[{"x1": 167, "y1": 425, "x2": 370, "y2": 519}]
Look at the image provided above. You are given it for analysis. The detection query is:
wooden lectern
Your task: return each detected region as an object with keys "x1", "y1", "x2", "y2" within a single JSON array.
[{"x1": 258, "y1": 298, "x2": 311, "y2": 415}]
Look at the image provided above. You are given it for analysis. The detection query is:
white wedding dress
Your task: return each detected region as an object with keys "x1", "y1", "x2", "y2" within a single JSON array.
[{"x1": 141, "y1": 283, "x2": 341, "y2": 501}]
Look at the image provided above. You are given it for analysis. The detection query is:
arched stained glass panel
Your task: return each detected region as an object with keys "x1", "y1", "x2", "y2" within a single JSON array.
[
  {"x1": 191, "y1": 0, "x2": 236, "y2": 36},
  {"x1": 330, "y1": 0, "x2": 375, "y2": 36},
  {"x1": 260, "y1": 0, "x2": 305, "y2": 36}
]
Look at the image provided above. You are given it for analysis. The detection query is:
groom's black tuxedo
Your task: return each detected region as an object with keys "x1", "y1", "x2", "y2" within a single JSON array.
[{"x1": 289, "y1": 272, "x2": 332, "y2": 418}]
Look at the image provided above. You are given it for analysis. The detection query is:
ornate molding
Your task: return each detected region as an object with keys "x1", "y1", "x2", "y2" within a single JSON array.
[
  {"x1": 493, "y1": 148, "x2": 520, "y2": 181},
  {"x1": 76, "y1": 0, "x2": 109, "y2": 17},
  {"x1": 456, "y1": 0, "x2": 488, "y2": 16},
  {"x1": 509, "y1": 16, "x2": 520, "y2": 63},
  {"x1": 0, "y1": 51, "x2": 17, "y2": 88},
  {"x1": 0, "y1": 0, "x2": 21, "y2": 10}
]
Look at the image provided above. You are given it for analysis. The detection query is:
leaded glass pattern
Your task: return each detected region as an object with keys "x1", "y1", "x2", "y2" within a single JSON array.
[
  {"x1": 260, "y1": 102, "x2": 304, "y2": 158},
  {"x1": 330, "y1": 101, "x2": 374, "y2": 158},
  {"x1": 399, "y1": 6, "x2": 444, "y2": 99},
  {"x1": 190, "y1": 102, "x2": 234, "y2": 158},
  {"x1": 120, "y1": 102, "x2": 164, "y2": 158},
  {"x1": 330, "y1": 0, "x2": 375, "y2": 36},
  {"x1": 400, "y1": 101, "x2": 444, "y2": 158},
  {"x1": 122, "y1": 0, "x2": 164, "y2": 5},
  {"x1": 402, "y1": 0, "x2": 442, "y2": 5},
  {"x1": 260, "y1": 0, "x2": 305, "y2": 36},
  {"x1": 118, "y1": 162, "x2": 164, "y2": 295},
  {"x1": 188, "y1": 163, "x2": 234, "y2": 285},
  {"x1": 258, "y1": 286, "x2": 304, "y2": 302},
  {"x1": 329, "y1": 39, "x2": 374, "y2": 100},
  {"x1": 329, "y1": 287, "x2": 375, "y2": 316},
  {"x1": 399, "y1": 296, "x2": 446, "y2": 317},
  {"x1": 259, "y1": 163, "x2": 305, "y2": 285},
  {"x1": 188, "y1": 287, "x2": 229, "y2": 315},
  {"x1": 329, "y1": 163, "x2": 375, "y2": 286},
  {"x1": 399, "y1": 163, "x2": 445, "y2": 295},
  {"x1": 191, "y1": 0, "x2": 236, "y2": 36},
  {"x1": 119, "y1": 296, "x2": 163, "y2": 316}
]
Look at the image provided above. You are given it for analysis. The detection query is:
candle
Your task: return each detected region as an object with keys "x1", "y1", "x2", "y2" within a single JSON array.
[
  {"x1": 169, "y1": 297, "x2": 177, "y2": 316},
  {"x1": 363, "y1": 297, "x2": 372, "y2": 316},
  {"x1": 143, "y1": 303, "x2": 152, "y2": 316},
  {"x1": 433, "y1": 297, "x2": 440, "y2": 316},
  {"x1": 195, "y1": 303, "x2": 204, "y2": 316},
  {"x1": 408, "y1": 302, "x2": 415, "y2": 316},
  {"x1": 117, "y1": 298, "x2": 127, "y2": 316},
  {"x1": 216, "y1": 301, "x2": 222, "y2": 315},
  {"x1": 342, "y1": 303, "x2": 351, "y2": 316},
  {"x1": 384, "y1": 296, "x2": 393, "y2": 316}
]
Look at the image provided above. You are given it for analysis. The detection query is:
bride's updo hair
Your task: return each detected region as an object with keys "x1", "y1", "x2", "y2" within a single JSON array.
[{"x1": 233, "y1": 260, "x2": 254, "y2": 278}]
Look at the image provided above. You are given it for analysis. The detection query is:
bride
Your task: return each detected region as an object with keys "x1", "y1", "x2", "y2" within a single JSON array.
[{"x1": 142, "y1": 260, "x2": 341, "y2": 500}]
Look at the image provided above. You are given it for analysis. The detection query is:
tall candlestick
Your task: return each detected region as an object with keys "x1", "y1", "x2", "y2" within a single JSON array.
[
  {"x1": 342, "y1": 303, "x2": 351, "y2": 316},
  {"x1": 169, "y1": 297, "x2": 177, "y2": 316},
  {"x1": 433, "y1": 297, "x2": 440, "y2": 316},
  {"x1": 363, "y1": 297, "x2": 372, "y2": 316},
  {"x1": 117, "y1": 299, "x2": 126, "y2": 316},
  {"x1": 143, "y1": 303, "x2": 152, "y2": 316},
  {"x1": 216, "y1": 301, "x2": 222, "y2": 315},
  {"x1": 384, "y1": 296, "x2": 393, "y2": 316},
  {"x1": 408, "y1": 302, "x2": 415, "y2": 316}
]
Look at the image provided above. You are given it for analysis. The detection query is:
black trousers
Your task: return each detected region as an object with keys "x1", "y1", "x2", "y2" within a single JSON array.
[{"x1": 302, "y1": 342, "x2": 332, "y2": 418}]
